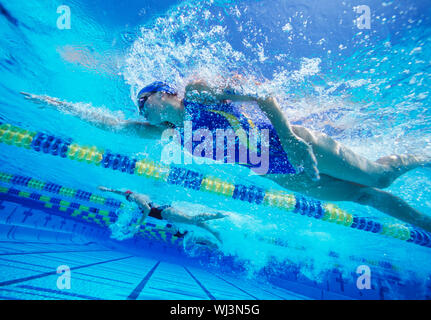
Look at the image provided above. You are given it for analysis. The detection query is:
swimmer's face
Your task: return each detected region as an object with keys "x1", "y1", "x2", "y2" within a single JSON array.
[{"x1": 141, "y1": 92, "x2": 177, "y2": 127}]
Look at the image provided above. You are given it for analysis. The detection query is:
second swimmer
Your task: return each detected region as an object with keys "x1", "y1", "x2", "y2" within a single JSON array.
[{"x1": 98, "y1": 186, "x2": 228, "y2": 243}]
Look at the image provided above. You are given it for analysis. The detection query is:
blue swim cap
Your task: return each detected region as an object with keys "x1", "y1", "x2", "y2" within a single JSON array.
[
  {"x1": 137, "y1": 81, "x2": 177, "y2": 116},
  {"x1": 137, "y1": 81, "x2": 177, "y2": 100}
]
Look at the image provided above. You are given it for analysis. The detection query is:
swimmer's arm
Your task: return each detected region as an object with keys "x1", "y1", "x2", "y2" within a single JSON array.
[
  {"x1": 20, "y1": 92, "x2": 164, "y2": 139},
  {"x1": 98, "y1": 186, "x2": 129, "y2": 196},
  {"x1": 184, "y1": 80, "x2": 211, "y2": 94},
  {"x1": 98, "y1": 186, "x2": 151, "y2": 223},
  {"x1": 21, "y1": 92, "x2": 127, "y2": 128},
  {"x1": 184, "y1": 81, "x2": 256, "y2": 103},
  {"x1": 98, "y1": 187, "x2": 151, "y2": 206},
  {"x1": 124, "y1": 121, "x2": 169, "y2": 139},
  {"x1": 136, "y1": 204, "x2": 151, "y2": 225},
  {"x1": 186, "y1": 79, "x2": 270, "y2": 105},
  {"x1": 255, "y1": 97, "x2": 320, "y2": 181}
]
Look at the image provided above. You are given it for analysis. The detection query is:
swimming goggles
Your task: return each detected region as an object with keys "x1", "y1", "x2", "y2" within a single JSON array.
[{"x1": 137, "y1": 81, "x2": 177, "y2": 116}]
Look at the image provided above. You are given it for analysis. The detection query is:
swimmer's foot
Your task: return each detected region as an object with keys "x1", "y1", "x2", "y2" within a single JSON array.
[
  {"x1": 376, "y1": 154, "x2": 431, "y2": 185},
  {"x1": 214, "y1": 211, "x2": 230, "y2": 219}
]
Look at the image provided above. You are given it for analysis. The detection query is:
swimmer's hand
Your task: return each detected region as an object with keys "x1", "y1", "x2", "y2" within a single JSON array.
[
  {"x1": 21, "y1": 92, "x2": 47, "y2": 107},
  {"x1": 289, "y1": 138, "x2": 320, "y2": 181},
  {"x1": 185, "y1": 80, "x2": 258, "y2": 104},
  {"x1": 21, "y1": 92, "x2": 39, "y2": 101},
  {"x1": 98, "y1": 186, "x2": 111, "y2": 192},
  {"x1": 21, "y1": 92, "x2": 64, "y2": 108},
  {"x1": 184, "y1": 80, "x2": 221, "y2": 104},
  {"x1": 185, "y1": 80, "x2": 214, "y2": 94}
]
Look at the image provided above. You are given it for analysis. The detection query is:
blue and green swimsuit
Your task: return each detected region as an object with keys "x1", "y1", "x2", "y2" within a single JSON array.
[{"x1": 178, "y1": 99, "x2": 297, "y2": 175}]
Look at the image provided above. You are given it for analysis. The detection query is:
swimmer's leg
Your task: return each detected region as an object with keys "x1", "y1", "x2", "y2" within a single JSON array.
[
  {"x1": 191, "y1": 212, "x2": 229, "y2": 223},
  {"x1": 376, "y1": 154, "x2": 431, "y2": 179},
  {"x1": 163, "y1": 208, "x2": 227, "y2": 224},
  {"x1": 195, "y1": 222, "x2": 222, "y2": 243},
  {"x1": 291, "y1": 125, "x2": 429, "y2": 188},
  {"x1": 268, "y1": 173, "x2": 431, "y2": 233},
  {"x1": 161, "y1": 210, "x2": 223, "y2": 242}
]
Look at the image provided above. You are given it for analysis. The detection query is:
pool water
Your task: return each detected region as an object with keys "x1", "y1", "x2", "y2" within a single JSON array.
[{"x1": 0, "y1": 0, "x2": 430, "y2": 300}]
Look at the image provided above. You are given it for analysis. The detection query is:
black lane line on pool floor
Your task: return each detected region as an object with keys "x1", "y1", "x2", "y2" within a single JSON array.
[
  {"x1": 212, "y1": 274, "x2": 259, "y2": 300},
  {"x1": 259, "y1": 287, "x2": 288, "y2": 300},
  {"x1": 127, "y1": 260, "x2": 161, "y2": 300},
  {"x1": 0, "y1": 255, "x2": 134, "y2": 287},
  {"x1": 0, "y1": 249, "x2": 113, "y2": 256},
  {"x1": 17, "y1": 284, "x2": 102, "y2": 300},
  {"x1": 184, "y1": 266, "x2": 216, "y2": 300}
]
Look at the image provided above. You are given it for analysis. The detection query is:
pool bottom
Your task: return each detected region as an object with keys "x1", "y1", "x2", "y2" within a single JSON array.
[
  {"x1": 0, "y1": 193, "x2": 429, "y2": 300},
  {"x1": 0, "y1": 197, "x2": 313, "y2": 300}
]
